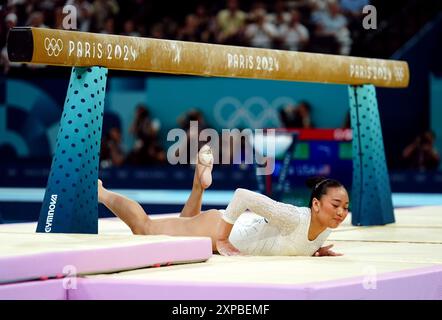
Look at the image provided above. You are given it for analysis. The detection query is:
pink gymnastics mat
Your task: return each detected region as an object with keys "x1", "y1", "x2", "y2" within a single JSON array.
[{"x1": 0, "y1": 232, "x2": 212, "y2": 286}]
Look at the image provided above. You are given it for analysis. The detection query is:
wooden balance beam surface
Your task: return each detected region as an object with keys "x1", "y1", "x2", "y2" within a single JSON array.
[{"x1": 8, "y1": 27, "x2": 409, "y2": 88}]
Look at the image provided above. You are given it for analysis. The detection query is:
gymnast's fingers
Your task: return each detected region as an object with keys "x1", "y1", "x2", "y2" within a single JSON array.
[
  {"x1": 327, "y1": 250, "x2": 343, "y2": 256},
  {"x1": 323, "y1": 244, "x2": 334, "y2": 250}
]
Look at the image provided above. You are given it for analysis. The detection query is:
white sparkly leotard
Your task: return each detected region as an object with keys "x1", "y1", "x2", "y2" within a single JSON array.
[{"x1": 222, "y1": 188, "x2": 331, "y2": 256}]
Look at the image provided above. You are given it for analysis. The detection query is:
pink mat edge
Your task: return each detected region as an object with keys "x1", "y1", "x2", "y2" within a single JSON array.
[
  {"x1": 0, "y1": 279, "x2": 66, "y2": 300},
  {"x1": 1, "y1": 259, "x2": 440, "y2": 300},
  {"x1": 68, "y1": 264, "x2": 442, "y2": 300},
  {"x1": 0, "y1": 237, "x2": 212, "y2": 284}
]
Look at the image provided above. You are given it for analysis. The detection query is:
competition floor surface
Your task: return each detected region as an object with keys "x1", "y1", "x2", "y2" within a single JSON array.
[{"x1": 0, "y1": 205, "x2": 441, "y2": 299}]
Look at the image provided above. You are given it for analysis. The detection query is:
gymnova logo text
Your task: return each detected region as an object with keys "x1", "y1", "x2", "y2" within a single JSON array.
[{"x1": 45, "y1": 194, "x2": 58, "y2": 233}]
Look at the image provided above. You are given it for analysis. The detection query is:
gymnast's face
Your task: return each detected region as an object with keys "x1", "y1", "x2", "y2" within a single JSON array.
[{"x1": 313, "y1": 187, "x2": 349, "y2": 229}]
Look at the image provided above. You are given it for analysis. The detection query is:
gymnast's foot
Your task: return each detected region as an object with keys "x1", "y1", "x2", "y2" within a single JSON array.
[
  {"x1": 196, "y1": 144, "x2": 213, "y2": 190},
  {"x1": 97, "y1": 179, "x2": 106, "y2": 203}
]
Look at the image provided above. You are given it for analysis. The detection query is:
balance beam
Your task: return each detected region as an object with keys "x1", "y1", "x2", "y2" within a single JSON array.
[{"x1": 8, "y1": 27, "x2": 409, "y2": 88}]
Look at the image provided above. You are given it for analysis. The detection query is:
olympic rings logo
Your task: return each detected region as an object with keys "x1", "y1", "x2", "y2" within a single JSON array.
[
  {"x1": 44, "y1": 38, "x2": 63, "y2": 57},
  {"x1": 213, "y1": 96, "x2": 294, "y2": 128}
]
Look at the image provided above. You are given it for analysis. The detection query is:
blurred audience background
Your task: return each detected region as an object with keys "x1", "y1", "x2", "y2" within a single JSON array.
[
  {"x1": 0, "y1": 0, "x2": 440, "y2": 173},
  {"x1": 1, "y1": 0, "x2": 441, "y2": 75}
]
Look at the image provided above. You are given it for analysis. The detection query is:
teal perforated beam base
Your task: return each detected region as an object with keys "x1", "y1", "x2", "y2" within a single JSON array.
[
  {"x1": 348, "y1": 85, "x2": 395, "y2": 226},
  {"x1": 36, "y1": 66, "x2": 108, "y2": 234}
]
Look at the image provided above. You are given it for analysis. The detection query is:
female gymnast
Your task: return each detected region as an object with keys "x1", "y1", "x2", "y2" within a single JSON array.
[{"x1": 98, "y1": 145, "x2": 349, "y2": 257}]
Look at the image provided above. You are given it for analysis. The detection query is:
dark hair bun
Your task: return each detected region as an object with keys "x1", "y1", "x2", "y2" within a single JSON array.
[{"x1": 305, "y1": 176, "x2": 327, "y2": 189}]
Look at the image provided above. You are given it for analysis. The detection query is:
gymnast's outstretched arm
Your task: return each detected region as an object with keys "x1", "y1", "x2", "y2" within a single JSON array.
[{"x1": 222, "y1": 188, "x2": 300, "y2": 230}]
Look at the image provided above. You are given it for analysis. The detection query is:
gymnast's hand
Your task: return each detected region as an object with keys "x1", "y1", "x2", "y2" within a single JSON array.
[
  {"x1": 216, "y1": 239, "x2": 241, "y2": 256},
  {"x1": 313, "y1": 244, "x2": 343, "y2": 257},
  {"x1": 216, "y1": 219, "x2": 241, "y2": 256}
]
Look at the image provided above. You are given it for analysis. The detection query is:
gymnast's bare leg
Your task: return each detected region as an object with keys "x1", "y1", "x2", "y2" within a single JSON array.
[
  {"x1": 97, "y1": 146, "x2": 221, "y2": 251},
  {"x1": 180, "y1": 144, "x2": 214, "y2": 217}
]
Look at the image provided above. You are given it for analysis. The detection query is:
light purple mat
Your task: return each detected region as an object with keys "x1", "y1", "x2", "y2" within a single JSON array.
[
  {"x1": 0, "y1": 279, "x2": 66, "y2": 300},
  {"x1": 0, "y1": 236, "x2": 212, "y2": 284},
  {"x1": 68, "y1": 265, "x2": 442, "y2": 300},
  {"x1": 2, "y1": 265, "x2": 440, "y2": 300}
]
